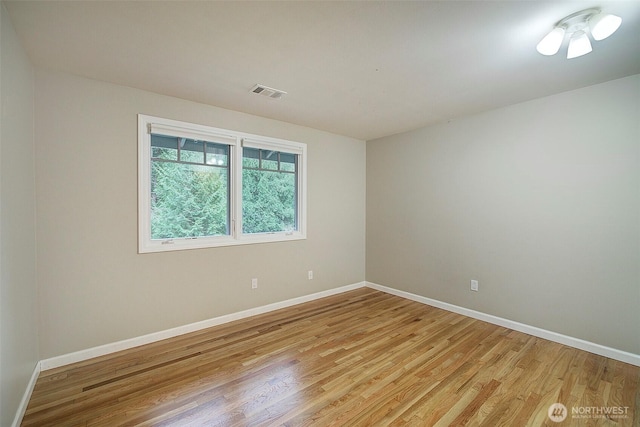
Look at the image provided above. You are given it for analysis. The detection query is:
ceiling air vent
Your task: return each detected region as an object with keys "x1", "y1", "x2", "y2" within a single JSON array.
[{"x1": 250, "y1": 84, "x2": 287, "y2": 100}]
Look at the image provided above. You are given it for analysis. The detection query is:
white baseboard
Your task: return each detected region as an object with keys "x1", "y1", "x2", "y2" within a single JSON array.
[
  {"x1": 11, "y1": 361, "x2": 41, "y2": 427},
  {"x1": 40, "y1": 281, "x2": 366, "y2": 371},
  {"x1": 36, "y1": 279, "x2": 640, "y2": 372},
  {"x1": 366, "y1": 281, "x2": 640, "y2": 367}
]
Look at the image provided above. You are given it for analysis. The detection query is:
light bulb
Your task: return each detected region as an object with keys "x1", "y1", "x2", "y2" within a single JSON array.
[
  {"x1": 536, "y1": 27, "x2": 565, "y2": 55},
  {"x1": 589, "y1": 13, "x2": 622, "y2": 41},
  {"x1": 567, "y1": 30, "x2": 592, "y2": 59}
]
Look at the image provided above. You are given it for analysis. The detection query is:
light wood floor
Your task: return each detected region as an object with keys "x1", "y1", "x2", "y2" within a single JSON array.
[{"x1": 23, "y1": 288, "x2": 639, "y2": 426}]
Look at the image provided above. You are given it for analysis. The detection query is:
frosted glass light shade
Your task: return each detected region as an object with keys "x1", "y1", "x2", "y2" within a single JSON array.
[
  {"x1": 589, "y1": 13, "x2": 622, "y2": 41},
  {"x1": 536, "y1": 27, "x2": 565, "y2": 55},
  {"x1": 567, "y1": 30, "x2": 592, "y2": 58}
]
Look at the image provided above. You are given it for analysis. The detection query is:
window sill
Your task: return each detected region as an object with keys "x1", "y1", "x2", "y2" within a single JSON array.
[{"x1": 139, "y1": 232, "x2": 306, "y2": 253}]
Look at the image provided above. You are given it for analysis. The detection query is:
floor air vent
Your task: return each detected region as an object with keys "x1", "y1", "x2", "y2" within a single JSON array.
[{"x1": 250, "y1": 84, "x2": 287, "y2": 99}]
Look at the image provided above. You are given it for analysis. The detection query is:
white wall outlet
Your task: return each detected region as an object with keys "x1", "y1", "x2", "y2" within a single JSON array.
[
  {"x1": 470, "y1": 280, "x2": 479, "y2": 292},
  {"x1": 308, "y1": 270, "x2": 314, "y2": 280},
  {"x1": 251, "y1": 278, "x2": 258, "y2": 289}
]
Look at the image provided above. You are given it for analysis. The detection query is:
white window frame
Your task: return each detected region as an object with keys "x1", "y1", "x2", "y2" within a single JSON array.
[{"x1": 138, "y1": 114, "x2": 307, "y2": 253}]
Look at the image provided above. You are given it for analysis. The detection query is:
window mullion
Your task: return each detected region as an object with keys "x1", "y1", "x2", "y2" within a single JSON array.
[{"x1": 233, "y1": 140, "x2": 243, "y2": 239}]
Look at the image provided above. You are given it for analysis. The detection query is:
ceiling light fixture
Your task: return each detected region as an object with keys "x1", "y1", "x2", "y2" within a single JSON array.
[
  {"x1": 567, "y1": 30, "x2": 592, "y2": 59},
  {"x1": 536, "y1": 8, "x2": 622, "y2": 59}
]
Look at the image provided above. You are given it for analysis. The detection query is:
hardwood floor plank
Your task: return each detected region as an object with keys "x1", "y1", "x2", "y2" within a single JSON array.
[{"x1": 22, "y1": 288, "x2": 640, "y2": 426}]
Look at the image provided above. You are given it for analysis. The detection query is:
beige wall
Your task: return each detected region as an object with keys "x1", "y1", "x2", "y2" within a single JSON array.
[
  {"x1": 35, "y1": 70, "x2": 366, "y2": 359},
  {"x1": 1, "y1": 3, "x2": 39, "y2": 425},
  {"x1": 33, "y1": 70, "x2": 640, "y2": 360},
  {"x1": 367, "y1": 74, "x2": 640, "y2": 355}
]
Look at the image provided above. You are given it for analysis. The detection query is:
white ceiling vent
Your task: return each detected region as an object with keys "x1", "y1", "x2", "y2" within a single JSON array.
[{"x1": 250, "y1": 84, "x2": 287, "y2": 100}]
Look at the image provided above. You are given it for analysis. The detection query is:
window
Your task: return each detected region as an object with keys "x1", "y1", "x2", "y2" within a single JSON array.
[
  {"x1": 138, "y1": 115, "x2": 306, "y2": 253},
  {"x1": 242, "y1": 147, "x2": 298, "y2": 234},
  {"x1": 150, "y1": 135, "x2": 230, "y2": 240}
]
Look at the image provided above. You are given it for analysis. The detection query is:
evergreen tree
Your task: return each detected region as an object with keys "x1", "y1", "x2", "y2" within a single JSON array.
[
  {"x1": 151, "y1": 152, "x2": 228, "y2": 239},
  {"x1": 150, "y1": 147, "x2": 297, "y2": 239},
  {"x1": 242, "y1": 169, "x2": 296, "y2": 233}
]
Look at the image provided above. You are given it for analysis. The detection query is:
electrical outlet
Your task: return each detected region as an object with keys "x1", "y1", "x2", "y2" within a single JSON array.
[
  {"x1": 470, "y1": 280, "x2": 479, "y2": 292},
  {"x1": 308, "y1": 270, "x2": 314, "y2": 280},
  {"x1": 251, "y1": 278, "x2": 258, "y2": 289}
]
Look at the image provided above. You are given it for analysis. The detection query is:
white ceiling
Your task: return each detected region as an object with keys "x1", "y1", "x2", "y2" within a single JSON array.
[{"x1": 5, "y1": 0, "x2": 640, "y2": 141}]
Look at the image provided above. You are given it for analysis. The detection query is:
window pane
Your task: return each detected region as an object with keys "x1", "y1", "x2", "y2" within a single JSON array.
[
  {"x1": 261, "y1": 150, "x2": 278, "y2": 170},
  {"x1": 242, "y1": 168, "x2": 296, "y2": 234},
  {"x1": 180, "y1": 139, "x2": 205, "y2": 164},
  {"x1": 280, "y1": 152, "x2": 296, "y2": 172},
  {"x1": 206, "y1": 142, "x2": 228, "y2": 166},
  {"x1": 151, "y1": 134, "x2": 178, "y2": 160},
  {"x1": 243, "y1": 147, "x2": 260, "y2": 168},
  {"x1": 151, "y1": 161, "x2": 229, "y2": 239}
]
